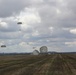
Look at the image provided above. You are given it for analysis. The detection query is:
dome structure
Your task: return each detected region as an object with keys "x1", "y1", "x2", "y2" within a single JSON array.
[
  {"x1": 40, "y1": 46, "x2": 48, "y2": 53},
  {"x1": 32, "y1": 50, "x2": 39, "y2": 55}
]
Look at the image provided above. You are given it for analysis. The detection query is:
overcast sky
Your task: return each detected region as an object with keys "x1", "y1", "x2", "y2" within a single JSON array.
[{"x1": 0, "y1": 0, "x2": 76, "y2": 53}]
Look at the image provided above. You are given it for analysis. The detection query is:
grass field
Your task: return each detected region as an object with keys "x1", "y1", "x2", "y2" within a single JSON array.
[{"x1": 0, "y1": 54, "x2": 76, "y2": 75}]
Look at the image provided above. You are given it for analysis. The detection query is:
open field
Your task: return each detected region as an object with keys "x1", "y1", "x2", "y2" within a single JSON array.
[{"x1": 0, "y1": 54, "x2": 76, "y2": 75}]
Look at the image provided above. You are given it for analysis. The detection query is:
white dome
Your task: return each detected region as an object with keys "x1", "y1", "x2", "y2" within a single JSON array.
[{"x1": 32, "y1": 50, "x2": 39, "y2": 55}]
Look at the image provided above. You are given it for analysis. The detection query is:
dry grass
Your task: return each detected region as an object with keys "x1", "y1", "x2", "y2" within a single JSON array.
[{"x1": 0, "y1": 54, "x2": 76, "y2": 75}]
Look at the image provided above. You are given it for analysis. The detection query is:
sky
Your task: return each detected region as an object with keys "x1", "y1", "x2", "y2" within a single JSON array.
[{"x1": 0, "y1": 0, "x2": 76, "y2": 53}]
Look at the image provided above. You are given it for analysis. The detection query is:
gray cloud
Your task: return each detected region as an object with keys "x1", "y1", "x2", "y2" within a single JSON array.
[{"x1": 0, "y1": 0, "x2": 76, "y2": 52}]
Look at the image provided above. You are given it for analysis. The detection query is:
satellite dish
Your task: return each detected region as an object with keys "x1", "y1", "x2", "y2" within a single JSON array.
[
  {"x1": 17, "y1": 22, "x2": 22, "y2": 24},
  {"x1": 40, "y1": 46, "x2": 48, "y2": 53},
  {"x1": 1, "y1": 45, "x2": 6, "y2": 48}
]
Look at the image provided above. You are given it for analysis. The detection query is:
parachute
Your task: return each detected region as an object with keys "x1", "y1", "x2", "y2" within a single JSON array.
[
  {"x1": 1, "y1": 45, "x2": 6, "y2": 48},
  {"x1": 17, "y1": 22, "x2": 22, "y2": 24}
]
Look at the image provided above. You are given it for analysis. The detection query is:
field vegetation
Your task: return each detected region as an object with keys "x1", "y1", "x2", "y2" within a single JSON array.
[{"x1": 0, "y1": 54, "x2": 76, "y2": 75}]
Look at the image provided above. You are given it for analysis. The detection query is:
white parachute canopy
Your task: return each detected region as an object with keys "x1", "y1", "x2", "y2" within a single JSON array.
[{"x1": 40, "y1": 46, "x2": 48, "y2": 53}]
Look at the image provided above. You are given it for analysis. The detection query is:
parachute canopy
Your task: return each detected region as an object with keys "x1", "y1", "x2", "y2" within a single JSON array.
[
  {"x1": 1, "y1": 45, "x2": 6, "y2": 48},
  {"x1": 33, "y1": 47, "x2": 36, "y2": 49},
  {"x1": 17, "y1": 22, "x2": 22, "y2": 24}
]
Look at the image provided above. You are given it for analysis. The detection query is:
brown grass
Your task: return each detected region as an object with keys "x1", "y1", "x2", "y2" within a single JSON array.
[{"x1": 0, "y1": 54, "x2": 76, "y2": 75}]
